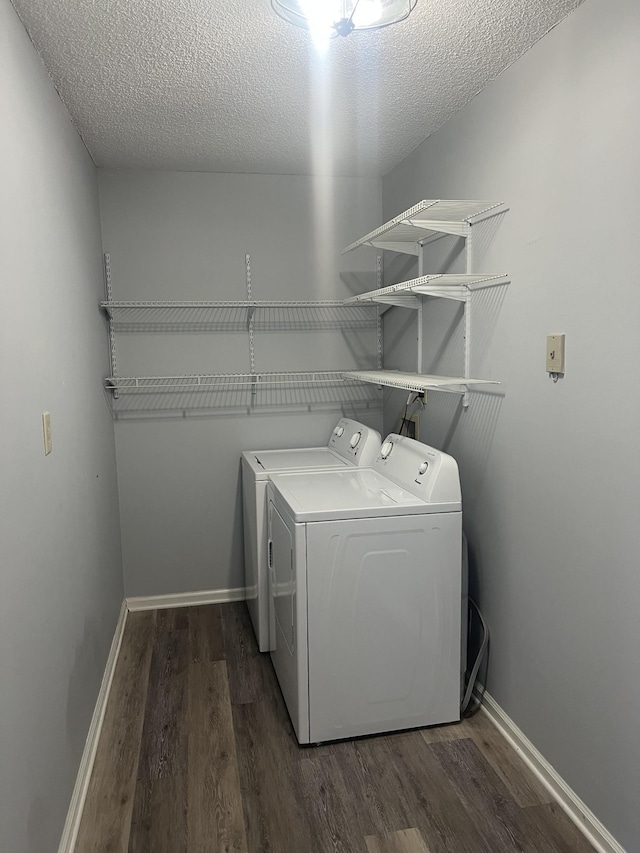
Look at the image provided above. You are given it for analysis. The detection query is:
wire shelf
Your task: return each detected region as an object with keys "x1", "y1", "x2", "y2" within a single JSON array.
[
  {"x1": 105, "y1": 371, "x2": 382, "y2": 415},
  {"x1": 106, "y1": 371, "x2": 381, "y2": 393},
  {"x1": 342, "y1": 200, "x2": 507, "y2": 254},
  {"x1": 343, "y1": 370, "x2": 500, "y2": 394},
  {"x1": 344, "y1": 274, "x2": 510, "y2": 308},
  {"x1": 100, "y1": 301, "x2": 377, "y2": 332}
]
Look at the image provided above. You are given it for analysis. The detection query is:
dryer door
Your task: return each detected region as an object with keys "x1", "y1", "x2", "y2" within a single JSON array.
[
  {"x1": 268, "y1": 501, "x2": 295, "y2": 653},
  {"x1": 267, "y1": 499, "x2": 310, "y2": 743}
]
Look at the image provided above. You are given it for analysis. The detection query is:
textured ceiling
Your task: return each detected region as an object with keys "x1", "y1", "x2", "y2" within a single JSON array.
[{"x1": 11, "y1": 0, "x2": 584, "y2": 176}]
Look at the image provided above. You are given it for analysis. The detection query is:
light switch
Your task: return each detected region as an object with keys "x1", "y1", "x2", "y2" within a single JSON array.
[
  {"x1": 546, "y1": 334, "x2": 565, "y2": 374},
  {"x1": 42, "y1": 411, "x2": 52, "y2": 455}
]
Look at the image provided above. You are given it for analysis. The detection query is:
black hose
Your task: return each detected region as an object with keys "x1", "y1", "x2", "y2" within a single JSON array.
[{"x1": 461, "y1": 597, "x2": 489, "y2": 715}]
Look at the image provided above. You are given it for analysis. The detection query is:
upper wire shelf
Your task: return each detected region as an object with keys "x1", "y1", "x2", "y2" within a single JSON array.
[
  {"x1": 344, "y1": 273, "x2": 510, "y2": 309},
  {"x1": 342, "y1": 200, "x2": 507, "y2": 255},
  {"x1": 100, "y1": 300, "x2": 378, "y2": 332},
  {"x1": 343, "y1": 370, "x2": 500, "y2": 395}
]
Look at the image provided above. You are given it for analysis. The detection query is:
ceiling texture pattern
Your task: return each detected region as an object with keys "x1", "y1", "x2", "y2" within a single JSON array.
[{"x1": 11, "y1": 0, "x2": 584, "y2": 176}]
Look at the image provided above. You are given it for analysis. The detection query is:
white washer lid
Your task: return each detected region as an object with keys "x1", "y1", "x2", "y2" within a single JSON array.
[
  {"x1": 269, "y1": 468, "x2": 460, "y2": 522},
  {"x1": 242, "y1": 447, "x2": 348, "y2": 479}
]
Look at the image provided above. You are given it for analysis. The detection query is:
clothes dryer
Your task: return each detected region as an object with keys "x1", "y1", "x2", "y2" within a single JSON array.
[
  {"x1": 267, "y1": 434, "x2": 462, "y2": 744},
  {"x1": 241, "y1": 418, "x2": 381, "y2": 651}
]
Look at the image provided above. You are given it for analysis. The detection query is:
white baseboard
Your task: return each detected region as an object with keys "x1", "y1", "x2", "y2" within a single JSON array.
[
  {"x1": 126, "y1": 586, "x2": 247, "y2": 612},
  {"x1": 477, "y1": 689, "x2": 625, "y2": 853},
  {"x1": 58, "y1": 600, "x2": 128, "y2": 853}
]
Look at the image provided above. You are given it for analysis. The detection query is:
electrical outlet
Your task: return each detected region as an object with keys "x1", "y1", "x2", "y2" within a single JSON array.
[
  {"x1": 546, "y1": 334, "x2": 565, "y2": 374},
  {"x1": 42, "y1": 411, "x2": 52, "y2": 455}
]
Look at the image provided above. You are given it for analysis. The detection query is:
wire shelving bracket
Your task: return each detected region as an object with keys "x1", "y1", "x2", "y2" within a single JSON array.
[
  {"x1": 103, "y1": 253, "x2": 119, "y2": 399},
  {"x1": 341, "y1": 201, "x2": 509, "y2": 407},
  {"x1": 342, "y1": 200, "x2": 507, "y2": 255},
  {"x1": 246, "y1": 253, "x2": 257, "y2": 396}
]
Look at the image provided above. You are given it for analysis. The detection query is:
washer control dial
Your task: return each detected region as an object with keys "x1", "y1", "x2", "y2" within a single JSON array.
[
  {"x1": 418, "y1": 461, "x2": 429, "y2": 475},
  {"x1": 380, "y1": 440, "x2": 394, "y2": 459},
  {"x1": 335, "y1": 426, "x2": 345, "y2": 437},
  {"x1": 350, "y1": 431, "x2": 362, "y2": 448}
]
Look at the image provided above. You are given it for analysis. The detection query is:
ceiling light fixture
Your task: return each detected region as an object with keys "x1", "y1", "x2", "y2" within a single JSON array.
[{"x1": 271, "y1": 0, "x2": 418, "y2": 39}]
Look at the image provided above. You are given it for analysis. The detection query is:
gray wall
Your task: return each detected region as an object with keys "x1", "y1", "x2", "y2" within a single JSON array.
[
  {"x1": 0, "y1": 2, "x2": 124, "y2": 851},
  {"x1": 382, "y1": 0, "x2": 640, "y2": 848},
  {"x1": 98, "y1": 170, "x2": 382, "y2": 597}
]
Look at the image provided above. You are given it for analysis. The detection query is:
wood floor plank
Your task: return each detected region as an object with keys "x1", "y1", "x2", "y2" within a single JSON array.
[
  {"x1": 381, "y1": 732, "x2": 493, "y2": 853},
  {"x1": 523, "y1": 803, "x2": 598, "y2": 853},
  {"x1": 346, "y1": 736, "x2": 427, "y2": 838},
  {"x1": 128, "y1": 625, "x2": 189, "y2": 852},
  {"x1": 156, "y1": 606, "x2": 189, "y2": 632},
  {"x1": 232, "y1": 703, "x2": 303, "y2": 852},
  {"x1": 220, "y1": 602, "x2": 263, "y2": 704},
  {"x1": 429, "y1": 738, "x2": 563, "y2": 853},
  {"x1": 421, "y1": 713, "x2": 552, "y2": 808},
  {"x1": 365, "y1": 828, "x2": 432, "y2": 853},
  {"x1": 187, "y1": 660, "x2": 248, "y2": 853},
  {"x1": 299, "y1": 751, "x2": 372, "y2": 852},
  {"x1": 188, "y1": 604, "x2": 225, "y2": 663},
  {"x1": 231, "y1": 682, "x2": 315, "y2": 851},
  {"x1": 467, "y1": 712, "x2": 552, "y2": 807},
  {"x1": 75, "y1": 610, "x2": 155, "y2": 853},
  {"x1": 128, "y1": 776, "x2": 187, "y2": 853},
  {"x1": 139, "y1": 627, "x2": 189, "y2": 779}
]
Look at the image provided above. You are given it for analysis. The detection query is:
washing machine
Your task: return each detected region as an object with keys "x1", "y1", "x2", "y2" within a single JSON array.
[
  {"x1": 267, "y1": 434, "x2": 462, "y2": 744},
  {"x1": 241, "y1": 418, "x2": 381, "y2": 652}
]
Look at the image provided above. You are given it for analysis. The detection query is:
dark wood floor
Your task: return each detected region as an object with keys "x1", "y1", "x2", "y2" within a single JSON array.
[{"x1": 75, "y1": 602, "x2": 594, "y2": 852}]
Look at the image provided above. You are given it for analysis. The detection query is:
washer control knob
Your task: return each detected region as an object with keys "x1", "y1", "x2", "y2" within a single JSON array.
[
  {"x1": 418, "y1": 461, "x2": 429, "y2": 475},
  {"x1": 350, "y1": 431, "x2": 362, "y2": 448},
  {"x1": 380, "y1": 440, "x2": 394, "y2": 459},
  {"x1": 335, "y1": 426, "x2": 345, "y2": 437}
]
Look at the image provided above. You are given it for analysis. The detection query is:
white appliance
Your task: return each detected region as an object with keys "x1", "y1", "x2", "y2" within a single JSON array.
[
  {"x1": 267, "y1": 434, "x2": 462, "y2": 744},
  {"x1": 241, "y1": 418, "x2": 381, "y2": 652}
]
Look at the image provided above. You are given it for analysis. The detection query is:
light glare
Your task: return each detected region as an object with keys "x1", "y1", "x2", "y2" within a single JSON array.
[
  {"x1": 272, "y1": 0, "x2": 417, "y2": 39},
  {"x1": 353, "y1": 0, "x2": 383, "y2": 27},
  {"x1": 300, "y1": 0, "x2": 336, "y2": 49}
]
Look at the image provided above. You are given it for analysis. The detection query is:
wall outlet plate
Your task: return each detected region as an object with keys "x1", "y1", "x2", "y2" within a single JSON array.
[{"x1": 546, "y1": 334, "x2": 565, "y2": 374}]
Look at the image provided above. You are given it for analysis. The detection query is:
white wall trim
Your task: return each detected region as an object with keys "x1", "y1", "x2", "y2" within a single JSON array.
[
  {"x1": 476, "y1": 689, "x2": 626, "y2": 853},
  {"x1": 126, "y1": 587, "x2": 247, "y2": 612},
  {"x1": 58, "y1": 601, "x2": 128, "y2": 853}
]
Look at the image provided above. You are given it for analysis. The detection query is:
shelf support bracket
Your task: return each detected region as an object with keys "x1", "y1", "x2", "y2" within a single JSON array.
[
  {"x1": 462, "y1": 228, "x2": 474, "y2": 408},
  {"x1": 417, "y1": 245, "x2": 425, "y2": 374},
  {"x1": 246, "y1": 254, "x2": 257, "y2": 400},
  {"x1": 376, "y1": 255, "x2": 383, "y2": 371},
  {"x1": 417, "y1": 301, "x2": 423, "y2": 375},
  {"x1": 103, "y1": 253, "x2": 119, "y2": 399},
  {"x1": 465, "y1": 224, "x2": 474, "y2": 276}
]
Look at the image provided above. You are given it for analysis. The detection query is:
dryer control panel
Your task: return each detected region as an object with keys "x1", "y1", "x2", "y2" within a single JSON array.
[
  {"x1": 327, "y1": 418, "x2": 381, "y2": 466},
  {"x1": 374, "y1": 434, "x2": 461, "y2": 505}
]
